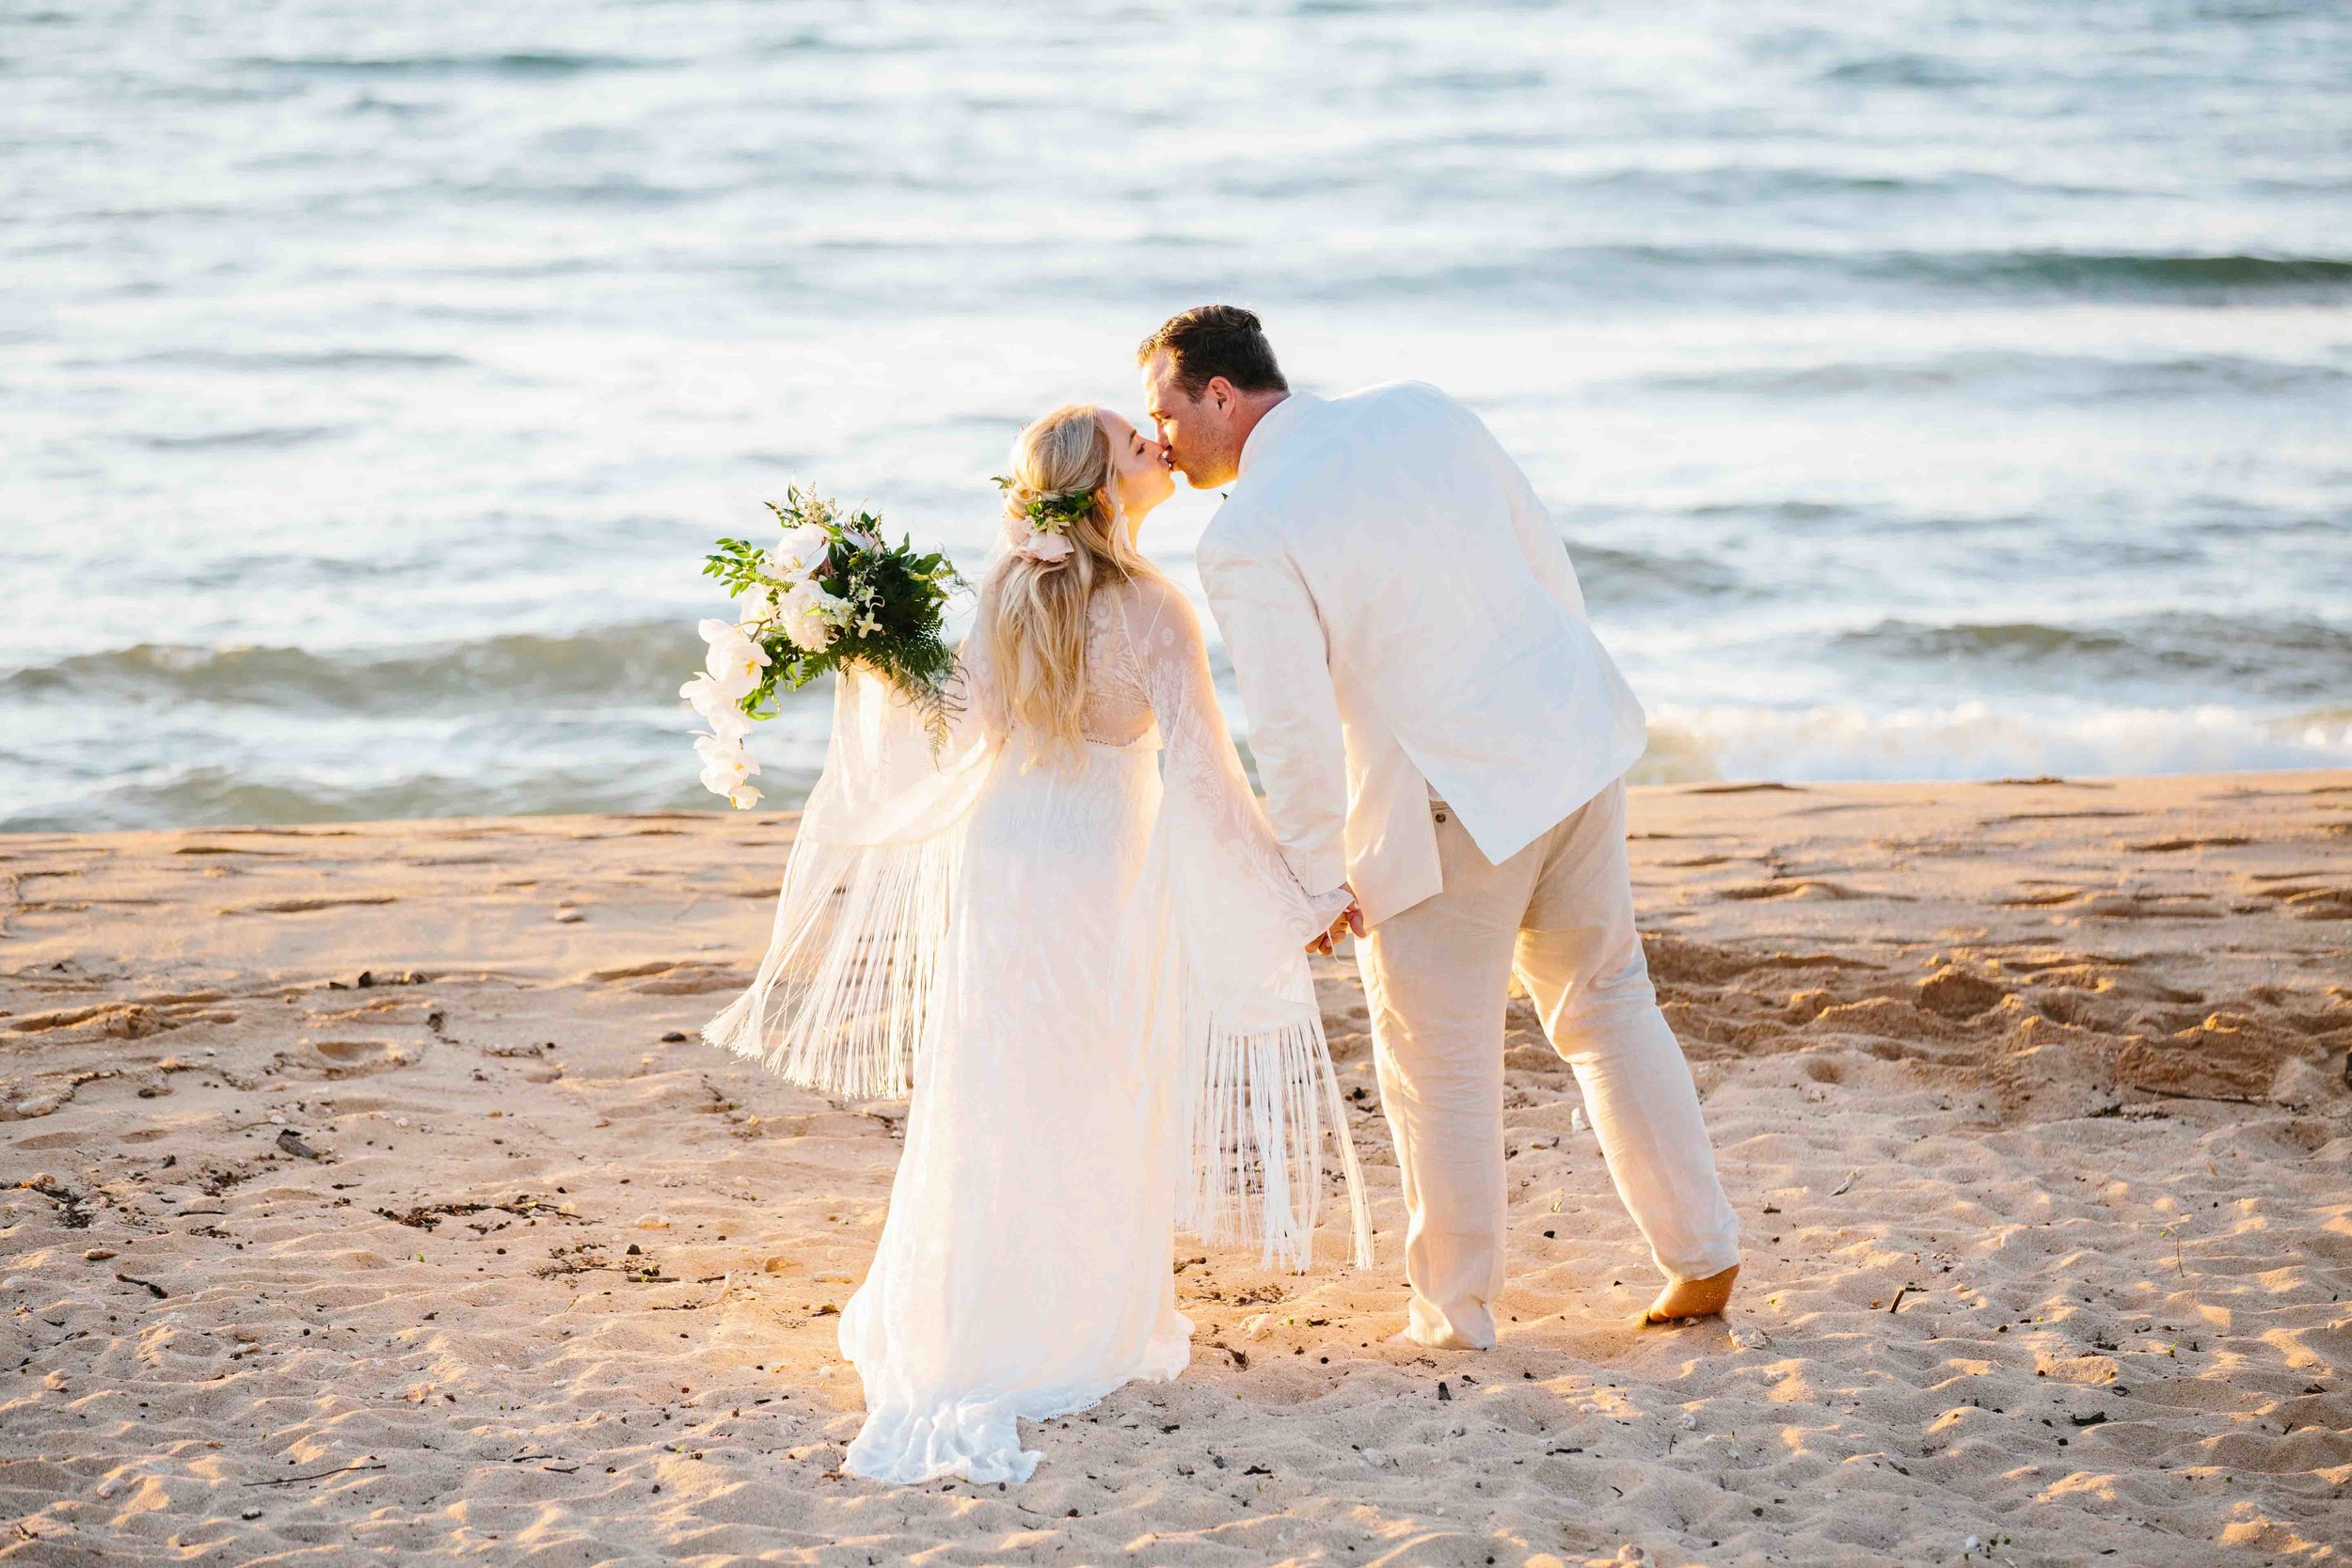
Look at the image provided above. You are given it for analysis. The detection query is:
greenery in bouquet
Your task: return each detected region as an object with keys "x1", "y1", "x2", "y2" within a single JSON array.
[{"x1": 681, "y1": 485, "x2": 965, "y2": 808}]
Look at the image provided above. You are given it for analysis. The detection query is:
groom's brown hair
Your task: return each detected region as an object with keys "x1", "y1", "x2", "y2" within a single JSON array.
[{"x1": 1136, "y1": 305, "x2": 1288, "y2": 398}]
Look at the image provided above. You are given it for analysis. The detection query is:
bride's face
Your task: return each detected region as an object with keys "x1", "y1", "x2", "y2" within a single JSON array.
[{"x1": 1098, "y1": 409, "x2": 1175, "y2": 530}]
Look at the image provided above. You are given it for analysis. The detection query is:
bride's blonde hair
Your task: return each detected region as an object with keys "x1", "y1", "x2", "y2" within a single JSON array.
[{"x1": 981, "y1": 404, "x2": 1161, "y2": 760}]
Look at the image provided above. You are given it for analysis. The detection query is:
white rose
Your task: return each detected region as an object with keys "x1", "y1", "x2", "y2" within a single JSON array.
[
  {"x1": 771, "y1": 524, "x2": 833, "y2": 582},
  {"x1": 704, "y1": 625, "x2": 771, "y2": 698},
  {"x1": 740, "y1": 578, "x2": 797, "y2": 629},
  {"x1": 780, "y1": 578, "x2": 844, "y2": 653}
]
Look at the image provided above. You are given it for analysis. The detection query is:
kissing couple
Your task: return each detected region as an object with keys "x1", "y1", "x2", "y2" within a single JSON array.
[{"x1": 704, "y1": 305, "x2": 1743, "y2": 1485}]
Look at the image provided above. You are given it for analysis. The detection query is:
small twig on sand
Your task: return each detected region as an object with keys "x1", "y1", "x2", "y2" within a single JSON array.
[
  {"x1": 115, "y1": 1273, "x2": 168, "y2": 1300},
  {"x1": 243, "y1": 1461, "x2": 386, "y2": 1488},
  {"x1": 2129, "y1": 1085, "x2": 2265, "y2": 1107}
]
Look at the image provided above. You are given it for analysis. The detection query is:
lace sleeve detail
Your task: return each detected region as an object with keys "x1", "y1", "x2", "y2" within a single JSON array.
[
  {"x1": 1111, "y1": 576, "x2": 1371, "y2": 1271},
  {"x1": 1118, "y1": 578, "x2": 1340, "y2": 945},
  {"x1": 947, "y1": 597, "x2": 1020, "y2": 749}
]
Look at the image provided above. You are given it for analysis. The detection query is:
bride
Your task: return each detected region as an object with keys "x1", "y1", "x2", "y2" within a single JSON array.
[{"x1": 703, "y1": 404, "x2": 1371, "y2": 1486}]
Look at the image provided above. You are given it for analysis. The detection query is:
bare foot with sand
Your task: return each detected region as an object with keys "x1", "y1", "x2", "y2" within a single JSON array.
[{"x1": 1642, "y1": 1262, "x2": 1740, "y2": 1325}]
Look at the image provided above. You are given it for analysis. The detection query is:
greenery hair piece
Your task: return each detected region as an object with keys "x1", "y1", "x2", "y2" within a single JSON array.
[{"x1": 991, "y1": 474, "x2": 1097, "y2": 534}]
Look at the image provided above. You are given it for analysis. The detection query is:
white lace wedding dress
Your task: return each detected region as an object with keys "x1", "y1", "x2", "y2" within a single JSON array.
[{"x1": 704, "y1": 574, "x2": 1369, "y2": 1485}]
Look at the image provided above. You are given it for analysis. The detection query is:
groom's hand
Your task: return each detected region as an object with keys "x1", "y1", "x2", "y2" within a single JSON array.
[{"x1": 1307, "y1": 895, "x2": 1367, "y2": 955}]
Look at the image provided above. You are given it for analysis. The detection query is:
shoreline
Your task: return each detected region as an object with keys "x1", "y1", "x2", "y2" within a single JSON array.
[{"x1": 4, "y1": 770, "x2": 2347, "y2": 1564}]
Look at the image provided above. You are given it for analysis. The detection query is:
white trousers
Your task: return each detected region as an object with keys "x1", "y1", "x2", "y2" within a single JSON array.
[{"x1": 1357, "y1": 778, "x2": 1741, "y2": 1349}]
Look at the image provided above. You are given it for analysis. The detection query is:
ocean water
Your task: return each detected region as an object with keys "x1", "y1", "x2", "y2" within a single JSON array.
[{"x1": 4, "y1": 0, "x2": 2348, "y2": 831}]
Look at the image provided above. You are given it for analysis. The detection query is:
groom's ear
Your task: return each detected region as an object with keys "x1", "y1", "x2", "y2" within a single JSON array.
[{"x1": 1203, "y1": 375, "x2": 1236, "y2": 413}]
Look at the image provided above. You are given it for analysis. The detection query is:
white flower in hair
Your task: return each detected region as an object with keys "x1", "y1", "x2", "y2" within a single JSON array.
[{"x1": 993, "y1": 474, "x2": 1090, "y2": 564}]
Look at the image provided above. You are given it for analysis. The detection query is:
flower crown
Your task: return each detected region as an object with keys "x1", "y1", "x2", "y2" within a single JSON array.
[{"x1": 992, "y1": 474, "x2": 1097, "y2": 535}]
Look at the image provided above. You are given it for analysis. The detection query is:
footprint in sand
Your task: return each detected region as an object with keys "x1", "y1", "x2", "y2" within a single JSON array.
[{"x1": 2117, "y1": 1024, "x2": 2274, "y2": 1102}]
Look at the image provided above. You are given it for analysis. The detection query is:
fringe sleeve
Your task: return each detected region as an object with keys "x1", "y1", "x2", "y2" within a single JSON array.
[
  {"x1": 1118, "y1": 580, "x2": 1374, "y2": 1273},
  {"x1": 1167, "y1": 959, "x2": 1375, "y2": 1274},
  {"x1": 702, "y1": 665, "x2": 999, "y2": 1099}
]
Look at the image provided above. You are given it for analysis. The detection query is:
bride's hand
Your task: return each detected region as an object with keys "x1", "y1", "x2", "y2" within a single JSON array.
[{"x1": 1306, "y1": 893, "x2": 1366, "y2": 955}]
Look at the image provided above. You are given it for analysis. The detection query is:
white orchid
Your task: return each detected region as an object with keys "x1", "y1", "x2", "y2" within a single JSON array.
[
  {"x1": 700, "y1": 759, "x2": 751, "y2": 798},
  {"x1": 703, "y1": 700, "x2": 755, "y2": 743},
  {"x1": 779, "y1": 577, "x2": 845, "y2": 653},
  {"x1": 681, "y1": 675, "x2": 750, "y2": 735},
  {"x1": 696, "y1": 732, "x2": 759, "y2": 800},
  {"x1": 726, "y1": 782, "x2": 761, "y2": 810},
  {"x1": 694, "y1": 730, "x2": 757, "y2": 774},
  {"x1": 702, "y1": 620, "x2": 771, "y2": 699}
]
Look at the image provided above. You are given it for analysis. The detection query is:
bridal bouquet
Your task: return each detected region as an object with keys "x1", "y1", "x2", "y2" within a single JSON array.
[{"x1": 682, "y1": 485, "x2": 963, "y2": 808}]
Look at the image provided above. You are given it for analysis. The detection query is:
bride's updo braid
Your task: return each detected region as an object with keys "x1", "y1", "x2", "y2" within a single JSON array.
[{"x1": 981, "y1": 404, "x2": 1161, "y2": 763}]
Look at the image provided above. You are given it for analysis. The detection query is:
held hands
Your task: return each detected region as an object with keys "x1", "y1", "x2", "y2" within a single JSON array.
[{"x1": 1306, "y1": 890, "x2": 1367, "y2": 956}]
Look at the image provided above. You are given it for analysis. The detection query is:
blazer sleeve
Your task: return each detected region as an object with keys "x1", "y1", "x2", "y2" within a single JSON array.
[{"x1": 1196, "y1": 519, "x2": 1352, "y2": 897}]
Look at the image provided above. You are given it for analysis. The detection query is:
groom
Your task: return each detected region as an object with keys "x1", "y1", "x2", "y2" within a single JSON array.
[{"x1": 1139, "y1": 306, "x2": 1741, "y2": 1349}]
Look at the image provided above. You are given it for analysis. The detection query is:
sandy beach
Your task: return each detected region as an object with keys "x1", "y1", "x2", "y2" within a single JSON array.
[{"x1": 3, "y1": 770, "x2": 2347, "y2": 1566}]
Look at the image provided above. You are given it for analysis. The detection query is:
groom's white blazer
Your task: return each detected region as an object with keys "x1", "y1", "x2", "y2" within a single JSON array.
[{"x1": 1197, "y1": 381, "x2": 1649, "y2": 929}]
